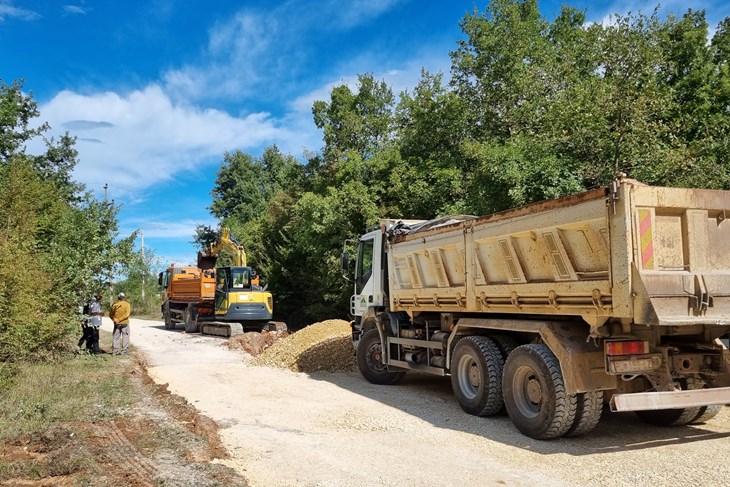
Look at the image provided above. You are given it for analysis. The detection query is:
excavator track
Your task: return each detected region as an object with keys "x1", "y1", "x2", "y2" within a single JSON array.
[{"x1": 200, "y1": 322, "x2": 243, "y2": 337}]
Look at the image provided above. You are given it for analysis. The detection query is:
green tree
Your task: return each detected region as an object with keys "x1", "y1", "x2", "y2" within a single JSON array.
[
  {"x1": 394, "y1": 71, "x2": 470, "y2": 216},
  {"x1": 202, "y1": 2, "x2": 730, "y2": 327},
  {"x1": 0, "y1": 79, "x2": 136, "y2": 361},
  {"x1": 312, "y1": 74, "x2": 395, "y2": 174}
]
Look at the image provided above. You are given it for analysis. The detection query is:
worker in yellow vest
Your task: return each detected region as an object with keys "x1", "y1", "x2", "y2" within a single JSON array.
[{"x1": 109, "y1": 292, "x2": 131, "y2": 355}]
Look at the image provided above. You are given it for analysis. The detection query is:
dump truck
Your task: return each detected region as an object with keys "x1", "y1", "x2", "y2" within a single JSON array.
[
  {"x1": 159, "y1": 264, "x2": 215, "y2": 332},
  {"x1": 342, "y1": 177, "x2": 730, "y2": 439},
  {"x1": 159, "y1": 228, "x2": 284, "y2": 336}
]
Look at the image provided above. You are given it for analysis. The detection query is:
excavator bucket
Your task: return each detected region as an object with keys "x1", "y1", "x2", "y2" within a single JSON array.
[{"x1": 197, "y1": 252, "x2": 217, "y2": 270}]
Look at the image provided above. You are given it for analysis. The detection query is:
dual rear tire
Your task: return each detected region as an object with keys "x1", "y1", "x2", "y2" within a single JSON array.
[
  {"x1": 183, "y1": 305, "x2": 199, "y2": 333},
  {"x1": 451, "y1": 340, "x2": 602, "y2": 440}
]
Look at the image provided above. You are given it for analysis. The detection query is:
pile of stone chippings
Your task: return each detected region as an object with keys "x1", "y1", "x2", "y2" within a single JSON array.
[
  {"x1": 251, "y1": 319, "x2": 356, "y2": 373},
  {"x1": 227, "y1": 330, "x2": 285, "y2": 356}
]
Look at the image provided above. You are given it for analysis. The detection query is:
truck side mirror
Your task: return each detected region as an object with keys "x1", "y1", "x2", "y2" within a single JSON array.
[
  {"x1": 158, "y1": 272, "x2": 163, "y2": 286},
  {"x1": 340, "y1": 251, "x2": 353, "y2": 281}
]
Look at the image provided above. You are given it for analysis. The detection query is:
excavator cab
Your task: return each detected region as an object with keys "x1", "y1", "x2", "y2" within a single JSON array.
[{"x1": 213, "y1": 265, "x2": 272, "y2": 326}]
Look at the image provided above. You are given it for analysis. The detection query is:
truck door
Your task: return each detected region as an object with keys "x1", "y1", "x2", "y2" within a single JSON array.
[
  {"x1": 214, "y1": 268, "x2": 230, "y2": 316},
  {"x1": 352, "y1": 230, "x2": 385, "y2": 316}
]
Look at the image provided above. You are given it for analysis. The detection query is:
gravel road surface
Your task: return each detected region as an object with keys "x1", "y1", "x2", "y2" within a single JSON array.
[{"x1": 103, "y1": 318, "x2": 730, "y2": 487}]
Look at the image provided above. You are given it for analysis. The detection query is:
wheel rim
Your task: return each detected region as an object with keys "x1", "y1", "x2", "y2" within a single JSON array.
[
  {"x1": 456, "y1": 354, "x2": 480, "y2": 399},
  {"x1": 366, "y1": 343, "x2": 387, "y2": 373},
  {"x1": 513, "y1": 365, "x2": 542, "y2": 418}
]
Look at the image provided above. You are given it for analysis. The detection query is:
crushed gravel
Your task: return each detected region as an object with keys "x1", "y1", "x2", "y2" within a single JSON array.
[
  {"x1": 227, "y1": 330, "x2": 284, "y2": 356},
  {"x1": 251, "y1": 319, "x2": 356, "y2": 373}
]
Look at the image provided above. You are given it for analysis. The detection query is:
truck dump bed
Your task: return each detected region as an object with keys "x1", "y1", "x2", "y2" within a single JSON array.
[
  {"x1": 167, "y1": 266, "x2": 215, "y2": 303},
  {"x1": 386, "y1": 179, "x2": 730, "y2": 334}
]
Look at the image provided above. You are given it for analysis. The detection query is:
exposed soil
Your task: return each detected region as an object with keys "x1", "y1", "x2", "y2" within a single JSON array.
[{"x1": 0, "y1": 353, "x2": 248, "y2": 487}]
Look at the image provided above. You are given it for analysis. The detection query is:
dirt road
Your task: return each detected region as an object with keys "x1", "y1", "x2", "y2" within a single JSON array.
[{"x1": 104, "y1": 318, "x2": 730, "y2": 487}]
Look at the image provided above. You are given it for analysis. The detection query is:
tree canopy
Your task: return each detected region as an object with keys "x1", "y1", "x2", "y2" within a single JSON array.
[{"x1": 0, "y1": 79, "x2": 137, "y2": 362}]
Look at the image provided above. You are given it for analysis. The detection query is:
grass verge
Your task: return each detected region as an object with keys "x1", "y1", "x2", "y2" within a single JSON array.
[{"x1": 0, "y1": 331, "x2": 248, "y2": 486}]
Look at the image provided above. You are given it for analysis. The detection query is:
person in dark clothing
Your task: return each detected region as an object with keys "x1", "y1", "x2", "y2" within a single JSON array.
[
  {"x1": 78, "y1": 294, "x2": 104, "y2": 353},
  {"x1": 77, "y1": 302, "x2": 94, "y2": 352},
  {"x1": 88, "y1": 294, "x2": 104, "y2": 353}
]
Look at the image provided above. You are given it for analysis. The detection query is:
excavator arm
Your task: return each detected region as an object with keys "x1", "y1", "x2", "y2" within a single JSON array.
[{"x1": 197, "y1": 227, "x2": 247, "y2": 268}]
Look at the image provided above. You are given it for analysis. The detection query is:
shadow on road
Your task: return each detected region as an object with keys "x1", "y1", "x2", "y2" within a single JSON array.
[{"x1": 307, "y1": 370, "x2": 730, "y2": 456}]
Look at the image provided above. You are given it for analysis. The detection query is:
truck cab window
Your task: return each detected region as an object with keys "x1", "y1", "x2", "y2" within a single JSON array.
[{"x1": 355, "y1": 239, "x2": 374, "y2": 294}]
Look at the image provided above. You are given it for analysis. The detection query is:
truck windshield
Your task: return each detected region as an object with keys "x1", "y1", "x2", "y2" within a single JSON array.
[{"x1": 355, "y1": 239, "x2": 374, "y2": 295}]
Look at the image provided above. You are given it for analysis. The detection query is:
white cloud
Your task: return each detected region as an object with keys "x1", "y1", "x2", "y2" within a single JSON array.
[
  {"x1": 38, "y1": 84, "x2": 289, "y2": 197},
  {"x1": 63, "y1": 5, "x2": 88, "y2": 15},
  {"x1": 162, "y1": 0, "x2": 411, "y2": 103},
  {"x1": 32, "y1": 0, "x2": 444, "y2": 205},
  {"x1": 330, "y1": 0, "x2": 408, "y2": 29},
  {"x1": 122, "y1": 218, "x2": 215, "y2": 240},
  {"x1": 0, "y1": 1, "x2": 39, "y2": 22}
]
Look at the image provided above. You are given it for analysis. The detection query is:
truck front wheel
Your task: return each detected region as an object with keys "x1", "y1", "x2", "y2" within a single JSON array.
[
  {"x1": 163, "y1": 302, "x2": 174, "y2": 330},
  {"x1": 451, "y1": 336, "x2": 504, "y2": 416},
  {"x1": 357, "y1": 329, "x2": 405, "y2": 385},
  {"x1": 503, "y1": 344, "x2": 577, "y2": 440}
]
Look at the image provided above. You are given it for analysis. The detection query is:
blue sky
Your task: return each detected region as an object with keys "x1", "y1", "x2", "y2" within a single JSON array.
[{"x1": 2, "y1": 0, "x2": 729, "y2": 271}]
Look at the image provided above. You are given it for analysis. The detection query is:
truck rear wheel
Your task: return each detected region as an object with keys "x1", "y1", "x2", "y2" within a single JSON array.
[
  {"x1": 491, "y1": 335, "x2": 518, "y2": 360},
  {"x1": 503, "y1": 344, "x2": 577, "y2": 440},
  {"x1": 357, "y1": 329, "x2": 405, "y2": 385},
  {"x1": 689, "y1": 404, "x2": 721, "y2": 424},
  {"x1": 565, "y1": 391, "x2": 603, "y2": 437},
  {"x1": 451, "y1": 336, "x2": 504, "y2": 417},
  {"x1": 183, "y1": 306, "x2": 199, "y2": 333},
  {"x1": 635, "y1": 407, "x2": 702, "y2": 426}
]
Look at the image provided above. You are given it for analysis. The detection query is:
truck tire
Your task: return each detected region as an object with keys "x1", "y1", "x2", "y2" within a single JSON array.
[
  {"x1": 503, "y1": 344, "x2": 577, "y2": 440},
  {"x1": 689, "y1": 404, "x2": 721, "y2": 424},
  {"x1": 491, "y1": 335, "x2": 518, "y2": 361},
  {"x1": 565, "y1": 391, "x2": 603, "y2": 437},
  {"x1": 450, "y1": 336, "x2": 504, "y2": 417},
  {"x1": 635, "y1": 407, "x2": 702, "y2": 426},
  {"x1": 357, "y1": 329, "x2": 405, "y2": 385},
  {"x1": 163, "y1": 302, "x2": 175, "y2": 330},
  {"x1": 183, "y1": 306, "x2": 199, "y2": 333}
]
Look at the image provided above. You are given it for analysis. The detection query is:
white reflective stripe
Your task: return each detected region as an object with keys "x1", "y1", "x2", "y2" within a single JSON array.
[{"x1": 610, "y1": 387, "x2": 730, "y2": 412}]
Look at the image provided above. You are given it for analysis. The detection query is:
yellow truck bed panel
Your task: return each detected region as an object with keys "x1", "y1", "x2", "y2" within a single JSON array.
[{"x1": 387, "y1": 179, "x2": 730, "y2": 329}]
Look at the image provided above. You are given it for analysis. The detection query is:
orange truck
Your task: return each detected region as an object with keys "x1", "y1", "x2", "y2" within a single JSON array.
[{"x1": 159, "y1": 265, "x2": 216, "y2": 332}]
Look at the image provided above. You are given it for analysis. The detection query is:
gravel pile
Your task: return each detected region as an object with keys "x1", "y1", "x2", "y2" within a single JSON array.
[
  {"x1": 252, "y1": 319, "x2": 356, "y2": 373},
  {"x1": 227, "y1": 330, "x2": 285, "y2": 356}
]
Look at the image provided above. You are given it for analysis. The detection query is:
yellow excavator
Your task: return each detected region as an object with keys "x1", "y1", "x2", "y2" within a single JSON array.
[
  {"x1": 195, "y1": 227, "x2": 285, "y2": 335},
  {"x1": 159, "y1": 228, "x2": 284, "y2": 336}
]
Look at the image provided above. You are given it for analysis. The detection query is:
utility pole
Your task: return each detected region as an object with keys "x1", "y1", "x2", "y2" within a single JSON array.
[
  {"x1": 141, "y1": 230, "x2": 145, "y2": 300},
  {"x1": 105, "y1": 183, "x2": 112, "y2": 305}
]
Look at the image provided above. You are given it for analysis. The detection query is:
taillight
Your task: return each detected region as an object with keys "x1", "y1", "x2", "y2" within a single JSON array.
[{"x1": 605, "y1": 340, "x2": 649, "y2": 356}]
